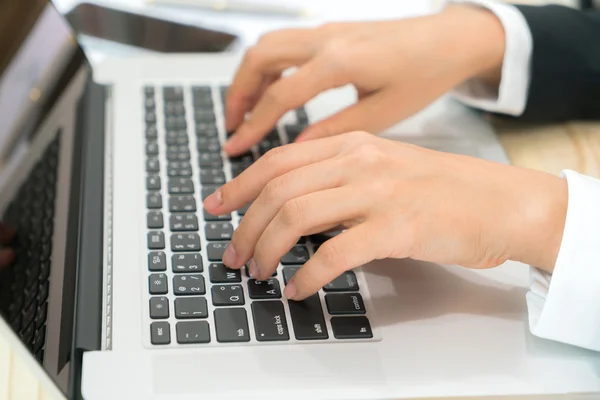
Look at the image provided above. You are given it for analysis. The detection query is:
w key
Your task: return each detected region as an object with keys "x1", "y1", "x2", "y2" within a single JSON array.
[{"x1": 251, "y1": 301, "x2": 289, "y2": 341}]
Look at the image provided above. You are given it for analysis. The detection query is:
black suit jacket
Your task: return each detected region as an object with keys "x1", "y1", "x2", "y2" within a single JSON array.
[{"x1": 504, "y1": 5, "x2": 600, "y2": 122}]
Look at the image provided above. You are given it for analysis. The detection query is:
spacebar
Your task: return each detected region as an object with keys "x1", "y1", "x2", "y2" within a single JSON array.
[{"x1": 288, "y1": 294, "x2": 328, "y2": 340}]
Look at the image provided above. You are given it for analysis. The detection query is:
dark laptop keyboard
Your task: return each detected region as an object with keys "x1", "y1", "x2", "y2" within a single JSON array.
[
  {"x1": 143, "y1": 86, "x2": 374, "y2": 346},
  {"x1": 0, "y1": 136, "x2": 60, "y2": 362}
]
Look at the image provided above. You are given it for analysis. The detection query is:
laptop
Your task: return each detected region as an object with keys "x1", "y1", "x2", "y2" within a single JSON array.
[{"x1": 1, "y1": 1, "x2": 598, "y2": 399}]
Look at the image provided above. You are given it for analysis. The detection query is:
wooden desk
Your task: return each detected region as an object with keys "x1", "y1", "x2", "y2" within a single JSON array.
[{"x1": 0, "y1": 121, "x2": 598, "y2": 400}]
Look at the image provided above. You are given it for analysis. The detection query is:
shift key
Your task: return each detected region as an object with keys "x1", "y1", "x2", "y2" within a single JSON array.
[{"x1": 288, "y1": 294, "x2": 328, "y2": 340}]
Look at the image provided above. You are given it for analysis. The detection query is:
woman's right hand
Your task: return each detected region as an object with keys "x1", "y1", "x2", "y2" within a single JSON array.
[{"x1": 223, "y1": 4, "x2": 507, "y2": 156}]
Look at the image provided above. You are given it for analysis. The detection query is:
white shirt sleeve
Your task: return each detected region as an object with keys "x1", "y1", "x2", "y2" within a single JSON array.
[{"x1": 444, "y1": 0, "x2": 533, "y2": 116}]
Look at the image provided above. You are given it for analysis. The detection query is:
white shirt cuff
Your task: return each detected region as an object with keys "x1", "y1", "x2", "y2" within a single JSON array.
[
  {"x1": 445, "y1": 0, "x2": 532, "y2": 116},
  {"x1": 526, "y1": 170, "x2": 600, "y2": 352}
]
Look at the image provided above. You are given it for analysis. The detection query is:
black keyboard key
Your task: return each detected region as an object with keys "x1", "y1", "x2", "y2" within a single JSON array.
[
  {"x1": 175, "y1": 297, "x2": 208, "y2": 319},
  {"x1": 229, "y1": 152, "x2": 253, "y2": 166},
  {"x1": 331, "y1": 316, "x2": 372, "y2": 339},
  {"x1": 146, "y1": 125, "x2": 158, "y2": 139},
  {"x1": 146, "y1": 175, "x2": 161, "y2": 190},
  {"x1": 147, "y1": 211, "x2": 164, "y2": 229},
  {"x1": 205, "y1": 222, "x2": 233, "y2": 241},
  {"x1": 281, "y1": 246, "x2": 309, "y2": 265},
  {"x1": 21, "y1": 321, "x2": 35, "y2": 344},
  {"x1": 165, "y1": 116, "x2": 187, "y2": 131},
  {"x1": 207, "y1": 242, "x2": 228, "y2": 261},
  {"x1": 166, "y1": 133, "x2": 189, "y2": 146},
  {"x1": 170, "y1": 214, "x2": 199, "y2": 231},
  {"x1": 167, "y1": 166, "x2": 192, "y2": 177},
  {"x1": 167, "y1": 146, "x2": 190, "y2": 161},
  {"x1": 173, "y1": 274, "x2": 205, "y2": 295},
  {"x1": 195, "y1": 124, "x2": 218, "y2": 138},
  {"x1": 211, "y1": 284, "x2": 244, "y2": 306},
  {"x1": 199, "y1": 153, "x2": 223, "y2": 168},
  {"x1": 209, "y1": 263, "x2": 241, "y2": 283},
  {"x1": 151, "y1": 321, "x2": 171, "y2": 345},
  {"x1": 145, "y1": 111, "x2": 157, "y2": 124},
  {"x1": 147, "y1": 231, "x2": 165, "y2": 250},
  {"x1": 149, "y1": 273, "x2": 168, "y2": 294},
  {"x1": 296, "y1": 107, "x2": 309, "y2": 124},
  {"x1": 22, "y1": 301, "x2": 37, "y2": 330},
  {"x1": 171, "y1": 233, "x2": 201, "y2": 252},
  {"x1": 34, "y1": 304, "x2": 47, "y2": 330},
  {"x1": 201, "y1": 186, "x2": 218, "y2": 200},
  {"x1": 168, "y1": 178, "x2": 194, "y2": 194},
  {"x1": 32, "y1": 327, "x2": 45, "y2": 353},
  {"x1": 149, "y1": 297, "x2": 169, "y2": 319},
  {"x1": 176, "y1": 321, "x2": 211, "y2": 344},
  {"x1": 203, "y1": 209, "x2": 231, "y2": 221},
  {"x1": 146, "y1": 158, "x2": 160, "y2": 173},
  {"x1": 248, "y1": 278, "x2": 281, "y2": 299},
  {"x1": 200, "y1": 168, "x2": 226, "y2": 185},
  {"x1": 252, "y1": 301, "x2": 289, "y2": 341},
  {"x1": 325, "y1": 293, "x2": 366, "y2": 315},
  {"x1": 164, "y1": 102, "x2": 185, "y2": 116},
  {"x1": 38, "y1": 281, "x2": 49, "y2": 303},
  {"x1": 214, "y1": 308, "x2": 250, "y2": 343},
  {"x1": 258, "y1": 137, "x2": 282, "y2": 155},
  {"x1": 146, "y1": 192, "x2": 162, "y2": 209},
  {"x1": 169, "y1": 195, "x2": 196, "y2": 212},
  {"x1": 231, "y1": 163, "x2": 248, "y2": 178},
  {"x1": 288, "y1": 294, "x2": 328, "y2": 340},
  {"x1": 146, "y1": 141, "x2": 159, "y2": 155},
  {"x1": 194, "y1": 109, "x2": 216, "y2": 123},
  {"x1": 282, "y1": 266, "x2": 300, "y2": 285},
  {"x1": 163, "y1": 86, "x2": 184, "y2": 101},
  {"x1": 171, "y1": 253, "x2": 203, "y2": 273},
  {"x1": 323, "y1": 271, "x2": 359, "y2": 292},
  {"x1": 237, "y1": 202, "x2": 251, "y2": 216},
  {"x1": 197, "y1": 137, "x2": 221, "y2": 153},
  {"x1": 148, "y1": 251, "x2": 167, "y2": 271},
  {"x1": 284, "y1": 124, "x2": 305, "y2": 142}
]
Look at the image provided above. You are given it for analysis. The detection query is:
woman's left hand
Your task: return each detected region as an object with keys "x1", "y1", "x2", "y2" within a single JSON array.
[{"x1": 203, "y1": 132, "x2": 567, "y2": 300}]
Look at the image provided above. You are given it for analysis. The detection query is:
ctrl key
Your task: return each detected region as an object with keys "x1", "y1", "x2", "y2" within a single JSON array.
[{"x1": 151, "y1": 321, "x2": 171, "y2": 345}]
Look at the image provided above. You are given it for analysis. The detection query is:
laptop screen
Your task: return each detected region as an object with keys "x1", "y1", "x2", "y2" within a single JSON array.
[{"x1": 0, "y1": 0, "x2": 87, "y2": 395}]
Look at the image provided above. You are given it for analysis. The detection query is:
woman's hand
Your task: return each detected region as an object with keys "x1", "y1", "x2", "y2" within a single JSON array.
[
  {"x1": 223, "y1": 4, "x2": 506, "y2": 156},
  {"x1": 205, "y1": 132, "x2": 567, "y2": 300}
]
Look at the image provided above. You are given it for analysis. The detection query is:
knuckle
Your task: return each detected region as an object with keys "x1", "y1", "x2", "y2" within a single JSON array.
[
  {"x1": 351, "y1": 142, "x2": 385, "y2": 166},
  {"x1": 262, "y1": 176, "x2": 288, "y2": 203},
  {"x1": 279, "y1": 198, "x2": 305, "y2": 227},
  {"x1": 318, "y1": 240, "x2": 347, "y2": 272},
  {"x1": 261, "y1": 146, "x2": 287, "y2": 168}
]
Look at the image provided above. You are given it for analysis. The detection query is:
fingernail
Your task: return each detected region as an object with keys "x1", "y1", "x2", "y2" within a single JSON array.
[
  {"x1": 284, "y1": 280, "x2": 297, "y2": 299},
  {"x1": 222, "y1": 243, "x2": 237, "y2": 267},
  {"x1": 204, "y1": 190, "x2": 222, "y2": 210},
  {"x1": 248, "y1": 259, "x2": 258, "y2": 278}
]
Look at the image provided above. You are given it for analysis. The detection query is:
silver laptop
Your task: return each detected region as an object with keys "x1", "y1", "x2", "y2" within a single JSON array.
[{"x1": 1, "y1": 1, "x2": 598, "y2": 399}]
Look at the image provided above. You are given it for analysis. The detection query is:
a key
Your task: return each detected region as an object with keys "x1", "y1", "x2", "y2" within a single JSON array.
[
  {"x1": 201, "y1": 186, "x2": 218, "y2": 200},
  {"x1": 171, "y1": 253, "x2": 203, "y2": 273},
  {"x1": 252, "y1": 301, "x2": 289, "y2": 341},
  {"x1": 331, "y1": 316, "x2": 372, "y2": 339},
  {"x1": 323, "y1": 271, "x2": 359, "y2": 292},
  {"x1": 231, "y1": 163, "x2": 249, "y2": 178},
  {"x1": 203, "y1": 209, "x2": 231, "y2": 221},
  {"x1": 325, "y1": 293, "x2": 366, "y2": 315},
  {"x1": 34, "y1": 304, "x2": 47, "y2": 330},
  {"x1": 175, "y1": 297, "x2": 208, "y2": 319},
  {"x1": 169, "y1": 195, "x2": 196, "y2": 212},
  {"x1": 176, "y1": 321, "x2": 211, "y2": 344},
  {"x1": 146, "y1": 158, "x2": 160, "y2": 173},
  {"x1": 146, "y1": 192, "x2": 162, "y2": 209},
  {"x1": 148, "y1": 251, "x2": 167, "y2": 271},
  {"x1": 149, "y1": 273, "x2": 168, "y2": 295},
  {"x1": 32, "y1": 328, "x2": 45, "y2": 353},
  {"x1": 167, "y1": 146, "x2": 190, "y2": 161},
  {"x1": 209, "y1": 263, "x2": 241, "y2": 283},
  {"x1": 168, "y1": 178, "x2": 194, "y2": 194},
  {"x1": 281, "y1": 246, "x2": 309, "y2": 265},
  {"x1": 145, "y1": 111, "x2": 157, "y2": 124},
  {"x1": 146, "y1": 125, "x2": 158, "y2": 139},
  {"x1": 146, "y1": 175, "x2": 161, "y2": 190},
  {"x1": 163, "y1": 86, "x2": 184, "y2": 101},
  {"x1": 229, "y1": 152, "x2": 253, "y2": 166},
  {"x1": 214, "y1": 308, "x2": 250, "y2": 343},
  {"x1": 207, "y1": 242, "x2": 228, "y2": 261},
  {"x1": 149, "y1": 297, "x2": 169, "y2": 319},
  {"x1": 171, "y1": 233, "x2": 201, "y2": 251},
  {"x1": 164, "y1": 102, "x2": 185, "y2": 116},
  {"x1": 258, "y1": 138, "x2": 282, "y2": 155},
  {"x1": 211, "y1": 284, "x2": 244, "y2": 306},
  {"x1": 146, "y1": 141, "x2": 159, "y2": 155},
  {"x1": 282, "y1": 266, "x2": 300, "y2": 285},
  {"x1": 165, "y1": 116, "x2": 187, "y2": 130},
  {"x1": 205, "y1": 222, "x2": 233, "y2": 241},
  {"x1": 195, "y1": 124, "x2": 218, "y2": 138},
  {"x1": 147, "y1": 231, "x2": 165, "y2": 250},
  {"x1": 170, "y1": 214, "x2": 199, "y2": 231},
  {"x1": 167, "y1": 165, "x2": 192, "y2": 177},
  {"x1": 296, "y1": 107, "x2": 309, "y2": 124},
  {"x1": 288, "y1": 294, "x2": 328, "y2": 340},
  {"x1": 247, "y1": 278, "x2": 281, "y2": 299},
  {"x1": 194, "y1": 109, "x2": 216, "y2": 123},
  {"x1": 173, "y1": 274, "x2": 205, "y2": 295},
  {"x1": 150, "y1": 321, "x2": 171, "y2": 345},
  {"x1": 237, "y1": 202, "x2": 251, "y2": 216},
  {"x1": 198, "y1": 153, "x2": 223, "y2": 168},
  {"x1": 200, "y1": 168, "x2": 226, "y2": 185},
  {"x1": 166, "y1": 133, "x2": 189, "y2": 147},
  {"x1": 284, "y1": 124, "x2": 305, "y2": 142},
  {"x1": 147, "y1": 211, "x2": 164, "y2": 229},
  {"x1": 197, "y1": 137, "x2": 221, "y2": 153}
]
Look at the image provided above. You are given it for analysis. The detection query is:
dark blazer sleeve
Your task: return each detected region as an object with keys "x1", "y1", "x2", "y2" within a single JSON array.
[{"x1": 507, "y1": 5, "x2": 600, "y2": 123}]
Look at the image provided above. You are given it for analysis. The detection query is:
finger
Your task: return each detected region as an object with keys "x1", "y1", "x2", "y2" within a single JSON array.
[
  {"x1": 222, "y1": 157, "x2": 352, "y2": 269},
  {"x1": 284, "y1": 222, "x2": 379, "y2": 300},
  {"x1": 295, "y1": 89, "x2": 397, "y2": 143},
  {"x1": 224, "y1": 57, "x2": 347, "y2": 156},
  {"x1": 0, "y1": 248, "x2": 15, "y2": 269},
  {"x1": 204, "y1": 136, "x2": 349, "y2": 215},
  {"x1": 251, "y1": 185, "x2": 370, "y2": 280}
]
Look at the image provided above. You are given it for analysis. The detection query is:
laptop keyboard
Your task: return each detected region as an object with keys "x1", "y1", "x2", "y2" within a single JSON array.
[
  {"x1": 143, "y1": 85, "x2": 375, "y2": 346},
  {"x1": 0, "y1": 136, "x2": 60, "y2": 362}
]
